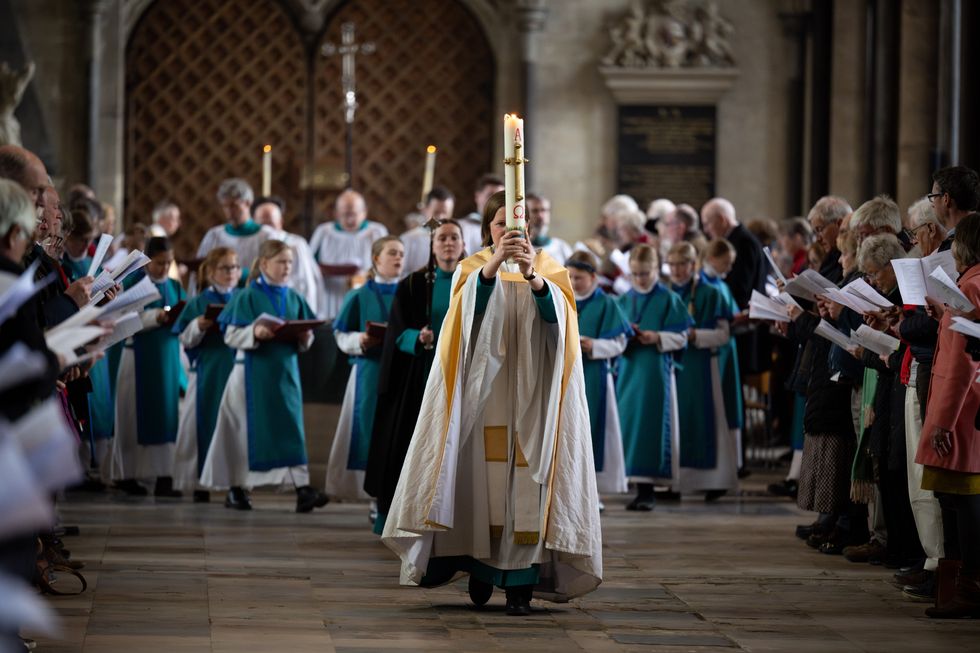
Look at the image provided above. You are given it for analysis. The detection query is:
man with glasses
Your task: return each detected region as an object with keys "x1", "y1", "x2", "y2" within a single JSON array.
[{"x1": 929, "y1": 166, "x2": 980, "y2": 252}]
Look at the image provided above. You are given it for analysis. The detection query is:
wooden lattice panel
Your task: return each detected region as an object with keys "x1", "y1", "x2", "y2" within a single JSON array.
[
  {"x1": 125, "y1": 0, "x2": 306, "y2": 260},
  {"x1": 314, "y1": 0, "x2": 495, "y2": 232}
]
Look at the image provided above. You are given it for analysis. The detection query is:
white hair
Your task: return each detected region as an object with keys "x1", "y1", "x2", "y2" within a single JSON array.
[
  {"x1": 216, "y1": 178, "x2": 254, "y2": 205},
  {"x1": 601, "y1": 194, "x2": 640, "y2": 223},
  {"x1": 152, "y1": 200, "x2": 179, "y2": 223},
  {"x1": 807, "y1": 195, "x2": 852, "y2": 225},
  {"x1": 646, "y1": 198, "x2": 675, "y2": 220},
  {"x1": 0, "y1": 178, "x2": 35, "y2": 239},
  {"x1": 907, "y1": 196, "x2": 943, "y2": 230},
  {"x1": 857, "y1": 233, "x2": 904, "y2": 272}
]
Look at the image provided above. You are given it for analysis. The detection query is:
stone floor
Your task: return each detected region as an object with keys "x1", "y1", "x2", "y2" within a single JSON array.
[{"x1": 27, "y1": 479, "x2": 980, "y2": 653}]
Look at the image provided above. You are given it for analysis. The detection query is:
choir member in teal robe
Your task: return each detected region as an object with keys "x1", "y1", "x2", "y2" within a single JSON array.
[
  {"x1": 701, "y1": 240, "x2": 745, "y2": 464},
  {"x1": 667, "y1": 242, "x2": 739, "y2": 497},
  {"x1": 615, "y1": 244, "x2": 691, "y2": 511},
  {"x1": 172, "y1": 247, "x2": 241, "y2": 500},
  {"x1": 200, "y1": 239, "x2": 327, "y2": 513},
  {"x1": 110, "y1": 237, "x2": 186, "y2": 496},
  {"x1": 325, "y1": 236, "x2": 404, "y2": 502},
  {"x1": 366, "y1": 221, "x2": 463, "y2": 533},
  {"x1": 566, "y1": 251, "x2": 633, "y2": 499}
]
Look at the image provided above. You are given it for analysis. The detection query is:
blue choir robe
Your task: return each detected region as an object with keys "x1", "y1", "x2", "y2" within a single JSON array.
[
  {"x1": 325, "y1": 277, "x2": 398, "y2": 500},
  {"x1": 616, "y1": 283, "x2": 691, "y2": 484},
  {"x1": 172, "y1": 287, "x2": 237, "y2": 491},
  {"x1": 200, "y1": 276, "x2": 315, "y2": 489},
  {"x1": 576, "y1": 287, "x2": 632, "y2": 494},
  {"x1": 671, "y1": 276, "x2": 739, "y2": 493},
  {"x1": 110, "y1": 272, "x2": 186, "y2": 481}
]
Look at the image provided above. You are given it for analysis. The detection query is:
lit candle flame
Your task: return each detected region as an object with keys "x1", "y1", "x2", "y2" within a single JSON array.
[
  {"x1": 263, "y1": 144, "x2": 272, "y2": 153},
  {"x1": 426, "y1": 145, "x2": 437, "y2": 154}
]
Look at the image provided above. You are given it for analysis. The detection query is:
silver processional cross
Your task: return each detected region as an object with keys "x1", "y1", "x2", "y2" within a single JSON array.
[{"x1": 322, "y1": 22, "x2": 375, "y2": 185}]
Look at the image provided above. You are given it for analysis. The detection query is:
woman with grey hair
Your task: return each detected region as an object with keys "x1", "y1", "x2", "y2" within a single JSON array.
[
  {"x1": 195, "y1": 177, "x2": 269, "y2": 285},
  {"x1": 851, "y1": 234, "x2": 925, "y2": 571}
]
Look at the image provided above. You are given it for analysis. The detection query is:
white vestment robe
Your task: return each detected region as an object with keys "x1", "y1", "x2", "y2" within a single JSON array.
[
  {"x1": 309, "y1": 220, "x2": 389, "y2": 320},
  {"x1": 383, "y1": 249, "x2": 602, "y2": 602}
]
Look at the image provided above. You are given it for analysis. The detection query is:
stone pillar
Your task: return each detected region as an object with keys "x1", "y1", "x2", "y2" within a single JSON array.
[
  {"x1": 91, "y1": 0, "x2": 124, "y2": 225},
  {"x1": 515, "y1": 0, "x2": 548, "y2": 190},
  {"x1": 896, "y1": 0, "x2": 939, "y2": 211},
  {"x1": 828, "y1": 0, "x2": 867, "y2": 206}
]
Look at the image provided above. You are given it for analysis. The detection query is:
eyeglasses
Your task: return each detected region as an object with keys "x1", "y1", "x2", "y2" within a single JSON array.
[
  {"x1": 216, "y1": 265, "x2": 241, "y2": 272},
  {"x1": 927, "y1": 192, "x2": 945, "y2": 203},
  {"x1": 906, "y1": 223, "x2": 932, "y2": 243}
]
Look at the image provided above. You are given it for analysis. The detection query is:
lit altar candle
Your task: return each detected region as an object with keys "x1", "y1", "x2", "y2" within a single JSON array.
[
  {"x1": 503, "y1": 114, "x2": 526, "y2": 231},
  {"x1": 420, "y1": 145, "x2": 437, "y2": 205},
  {"x1": 261, "y1": 144, "x2": 272, "y2": 196}
]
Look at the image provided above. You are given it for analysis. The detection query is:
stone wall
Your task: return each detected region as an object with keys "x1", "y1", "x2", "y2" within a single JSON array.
[{"x1": 10, "y1": 0, "x2": 88, "y2": 188}]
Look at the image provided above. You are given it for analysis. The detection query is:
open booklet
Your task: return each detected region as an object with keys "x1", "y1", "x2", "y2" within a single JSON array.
[
  {"x1": 253, "y1": 313, "x2": 326, "y2": 342},
  {"x1": 748, "y1": 289, "x2": 798, "y2": 323},
  {"x1": 54, "y1": 275, "x2": 161, "y2": 335},
  {"x1": 950, "y1": 316, "x2": 980, "y2": 339},
  {"x1": 86, "y1": 233, "x2": 114, "y2": 277},
  {"x1": 927, "y1": 266, "x2": 975, "y2": 312},
  {"x1": 850, "y1": 324, "x2": 900, "y2": 357},
  {"x1": 762, "y1": 246, "x2": 787, "y2": 284},
  {"x1": 0, "y1": 260, "x2": 53, "y2": 325},
  {"x1": 783, "y1": 269, "x2": 839, "y2": 302},
  {"x1": 73, "y1": 312, "x2": 144, "y2": 365},
  {"x1": 890, "y1": 249, "x2": 959, "y2": 306},
  {"x1": 90, "y1": 248, "x2": 151, "y2": 295},
  {"x1": 813, "y1": 319, "x2": 853, "y2": 350}
]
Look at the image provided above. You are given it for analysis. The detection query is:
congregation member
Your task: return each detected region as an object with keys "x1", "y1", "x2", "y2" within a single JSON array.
[
  {"x1": 251, "y1": 195, "x2": 324, "y2": 315},
  {"x1": 196, "y1": 178, "x2": 270, "y2": 285},
  {"x1": 458, "y1": 173, "x2": 503, "y2": 257},
  {"x1": 896, "y1": 198, "x2": 947, "y2": 597},
  {"x1": 401, "y1": 186, "x2": 455, "y2": 275},
  {"x1": 916, "y1": 211, "x2": 980, "y2": 618},
  {"x1": 776, "y1": 217, "x2": 813, "y2": 276},
  {"x1": 645, "y1": 197, "x2": 675, "y2": 237},
  {"x1": 660, "y1": 204, "x2": 708, "y2": 254},
  {"x1": 382, "y1": 190, "x2": 600, "y2": 616},
  {"x1": 110, "y1": 237, "x2": 186, "y2": 498},
  {"x1": 930, "y1": 166, "x2": 980, "y2": 250},
  {"x1": 667, "y1": 242, "x2": 738, "y2": 499},
  {"x1": 172, "y1": 247, "x2": 241, "y2": 501},
  {"x1": 527, "y1": 193, "x2": 572, "y2": 264},
  {"x1": 325, "y1": 236, "x2": 403, "y2": 503},
  {"x1": 365, "y1": 220, "x2": 464, "y2": 533},
  {"x1": 149, "y1": 200, "x2": 180, "y2": 238},
  {"x1": 565, "y1": 250, "x2": 631, "y2": 501},
  {"x1": 201, "y1": 240, "x2": 327, "y2": 513},
  {"x1": 309, "y1": 189, "x2": 389, "y2": 320},
  {"x1": 616, "y1": 244, "x2": 690, "y2": 510}
]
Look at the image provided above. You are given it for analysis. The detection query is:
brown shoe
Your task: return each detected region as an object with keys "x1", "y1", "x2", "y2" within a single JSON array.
[
  {"x1": 842, "y1": 539, "x2": 886, "y2": 563},
  {"x1": 925, "y1": 571, "x2": 980, "y2": 619},
  {"x1": 894, "y1": 568, "x2": 931, "y2": 587}
]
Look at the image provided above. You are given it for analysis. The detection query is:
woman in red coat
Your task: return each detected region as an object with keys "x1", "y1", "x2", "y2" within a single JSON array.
[{"x1": 917, "y1": 211, "x2": 980, "y2": 618}]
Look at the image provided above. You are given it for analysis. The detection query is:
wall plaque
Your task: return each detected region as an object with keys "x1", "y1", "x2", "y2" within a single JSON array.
[{"x1": 617, "y1": 104, "x2": 716, "y2": 209}]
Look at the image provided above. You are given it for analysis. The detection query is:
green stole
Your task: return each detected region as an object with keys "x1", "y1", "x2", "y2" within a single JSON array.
[
  {"x1": 174, "y1": 287, "x2": 237, "y2": 474},
  {"x1": 699, "y1": 271, "x2": 744, "y2": 429},
  {"x1": 671, "y1": 276, "x2": 725, "y2": 469},
  {"x1": 219, "y1": 279, "x2": 314, "y2": 471},
  {"x1": 616, "y1": 283, "x2": 691, "y2": 479},
  {"x1": 128, "y1": 273, "x2": 186, "y2": 445},
  {"x1": 575, "y1": 287, "x2": 632, "y2": 472},
  {"x1": 333, "y1": 279, "x2": 398, "y2": 470}
]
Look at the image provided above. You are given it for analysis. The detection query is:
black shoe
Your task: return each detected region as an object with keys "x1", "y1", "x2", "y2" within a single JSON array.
[
  {"x1": 296, "y1": 486, "x2": 329, "y2": 513},
  {"x1": 193, "y1": 490, "x2": 211, "y2": 503},
  {"x1": 768, "y1": 480, "x2": 798, "y2": 499},
  {"x1": 903, "y1": 572, "x2": 936, "y2": 602},
  {"x1": 819, "y1": 540, "x2": 845, "y2": 555},
  {"x1": 72, "y1": 477, "x2": 106, "y2": 492},
  {"x1": 114, "y1": 479, "x2": 147, "y2": 496},
  {"x1": 795, "y1": 521, "x2": 823, "y2": 540},
  {"x1": 626, "y1": 495, "x2": 655, "y2": 511},
  {"x1": 654, "y1": 489, "x2": 681, "y2": 501},
  {"x1": 468, "y1": 576, "x2": 493, "y2": 607},
  {"x1": 154, "y1": 476, "x2": 182, "y2": 498},
  {"x1": 225, "y1": 486, "x2": 252, "y2": 510},
  {"x1": 704, "y1": 489, "x2": 727, "y2": 502},
  {"x1": 504, "y1": 586, "x2": 532, "y2": 616},
  {"x1": 737, "y1": 468, "x2": 752, "y2": 479}
]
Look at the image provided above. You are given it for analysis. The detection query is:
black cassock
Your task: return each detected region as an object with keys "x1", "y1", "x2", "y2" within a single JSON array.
[{"x1": 364, "y1": 270, "x2": 438, "y2": 516}]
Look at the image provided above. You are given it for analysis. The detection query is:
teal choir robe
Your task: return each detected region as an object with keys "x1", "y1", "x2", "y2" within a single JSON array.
[
  {"x1": 216, "y1": 278, "x2": 315, "y2": 473},
  {"x1": 325, "y1": 278, "x2": 398, "y2": 500},
  {"x1": 576, "y1": 287, "x2": 633, "y2": 493},
  {"x1": 699, "y1": 270, "x2": 744, "y2": 431},
  {"x1": 172, "y1": 287, "x2": 237, "y2": 490},
  {"x1": 616, "y1": 283, "x2": 691, "y2": 482}
]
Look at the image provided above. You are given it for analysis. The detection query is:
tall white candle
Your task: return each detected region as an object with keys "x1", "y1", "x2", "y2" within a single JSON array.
[
  {"x1": 421, "y1": 145, "x2": 437, "y2": 205},
  {"x1": 262, "y1": 144, "x2": 272, "y2": 196},
  {"x1": 503, "y1": 114, "x2": 526, "y2": 231}
]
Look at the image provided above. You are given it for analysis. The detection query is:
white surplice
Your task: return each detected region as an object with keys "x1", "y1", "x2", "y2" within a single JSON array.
[{"x1": 309, "y1": 220, "x2": 389, "y2": 320}]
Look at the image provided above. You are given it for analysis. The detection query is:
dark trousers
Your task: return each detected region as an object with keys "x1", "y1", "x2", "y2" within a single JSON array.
[
  {"x1": 937, "y1": 492, "x2": 980, "y2": 573},
  {"x1": 914, "y1": 360, "x2": 931, "y2": 423}
]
